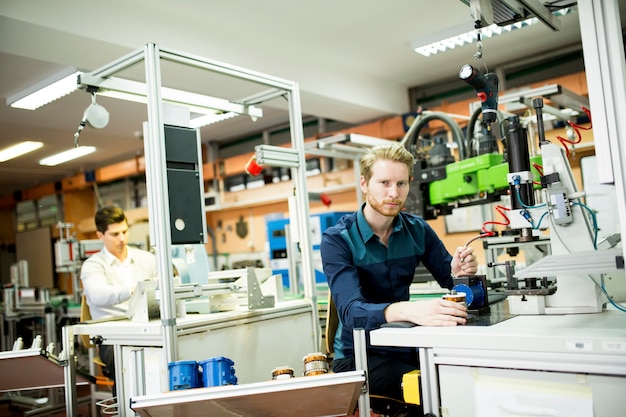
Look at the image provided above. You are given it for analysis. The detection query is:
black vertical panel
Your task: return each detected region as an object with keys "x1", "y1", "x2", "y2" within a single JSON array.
[{"x1": 164, "y1": 125, "x2": 204, "y2": 244}]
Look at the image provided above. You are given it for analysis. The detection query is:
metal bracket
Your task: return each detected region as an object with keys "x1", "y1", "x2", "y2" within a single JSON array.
[{"x1": 247, "y1": 267, "x2": 275, "y2": 309}]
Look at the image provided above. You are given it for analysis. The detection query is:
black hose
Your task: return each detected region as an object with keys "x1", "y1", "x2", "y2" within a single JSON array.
[
  {"x1": 465, "y1": 106, "x2": 483, "y2": 158},
  {"x1": 403, "y1": 112, "x2": 467, "y2": 160}
]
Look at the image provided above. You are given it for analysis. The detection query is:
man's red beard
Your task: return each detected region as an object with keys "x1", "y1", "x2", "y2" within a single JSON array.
[{"x1": 367, "y1": 194, "x2": 405, "y2": 217}]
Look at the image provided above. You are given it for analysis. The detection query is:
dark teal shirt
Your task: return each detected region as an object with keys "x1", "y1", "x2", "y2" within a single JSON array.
[{"x1": 321, "y1": 205, "x2": 453, "y2": 359}]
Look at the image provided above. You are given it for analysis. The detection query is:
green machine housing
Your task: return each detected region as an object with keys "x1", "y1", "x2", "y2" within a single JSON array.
[{"x1": 410, "y1": 152, "x2": 543, "y2": 218}]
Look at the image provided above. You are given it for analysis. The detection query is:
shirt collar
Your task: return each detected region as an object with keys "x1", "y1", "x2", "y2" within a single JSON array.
[
  {"x1": 102, "y1": 246, "x2": 131, "y2": 266},
  {"x1": 356, "y1": 203, "x2": 403, "y2": 242},
  {"x1": 356, "y1": 203, "x2": 375, "y2": 242}
]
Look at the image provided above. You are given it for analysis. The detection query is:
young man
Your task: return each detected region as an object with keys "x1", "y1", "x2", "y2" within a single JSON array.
[
  {"x1": 321, "y1": 144, "x2": 477, "y2": 416},
  {"x1": 80, "y1": 205, "x2": 157, "y2": 391}
]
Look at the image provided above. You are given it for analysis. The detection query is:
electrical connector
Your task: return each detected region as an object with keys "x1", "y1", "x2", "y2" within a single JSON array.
[{"x1": 547, "y1": 182, "x2": 573, "y2": 225}]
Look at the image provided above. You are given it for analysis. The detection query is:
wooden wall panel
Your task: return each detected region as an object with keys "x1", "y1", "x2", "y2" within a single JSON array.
[
  {"x1": 137, "y1": 155, "x2": 146, "y2": 172},
  {"x1": 96, "y1": 158, "x2": 139, "y2": 183},
  {"x1": 22, "y1": 183, "x2": 58, "y2": 201},
  {"x1": 202, "y1": 163, "x2": 215, "y2": 181},
  {"x1": 62, "y1": 173, "x2": 92, "y2": 191},
  {"x1": 0, "y1": 194, "x2": 15, "y2": 209},
  {"x1": 64, "y1": 189, "x2": 97, "y2": 240},
  {"x1": 218, "y1": 152, "x2": 255, "y2": 177},
  {"x1": 0, "y1": 209, "x2": 15, "y2": 245}
]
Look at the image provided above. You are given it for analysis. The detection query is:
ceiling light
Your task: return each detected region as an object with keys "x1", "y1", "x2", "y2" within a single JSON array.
[
  {"x1": 412, "y1": 19, "x2": 536, "y2": 57},
  {"x1": 412, "y1": 8, "x2": 571, "y2": 57},
  {"x1": 7, "y1": 67, "x2": 82, "y2": 110},
  {"x1": 0, "y1": 141, "x2": 44, "y2": 162},
  {"x1": 39, "y1": 146, "x2": 96, "y2": 166},
  {"x1": 79, "y1": 74, "x2": 264, "y2": 119},
  {"x1": 189, "y1": 112, "x2": 238, "y2": 128}
]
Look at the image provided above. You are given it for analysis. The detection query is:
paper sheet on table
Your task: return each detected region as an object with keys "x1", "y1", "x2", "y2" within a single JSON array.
[{"x1": 474, "y1": 374, "x2": 593, "y2": 417}]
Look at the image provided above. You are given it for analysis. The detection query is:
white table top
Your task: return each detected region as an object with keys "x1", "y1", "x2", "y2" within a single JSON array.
[
  {"x1": 70, "y1": 299, "x2": 313, "y2": 345},
  {"x1": 370, "y1": 306, "x2": 626, "y2": 357}
]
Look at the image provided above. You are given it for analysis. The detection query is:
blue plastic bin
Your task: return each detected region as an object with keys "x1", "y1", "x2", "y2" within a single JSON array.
[
  {"x1": 168, "y1": 360, "x2": 201, "y2": 390},
  {"x1": 198, "y1": 356, "x2": 238, "y2": 387}
]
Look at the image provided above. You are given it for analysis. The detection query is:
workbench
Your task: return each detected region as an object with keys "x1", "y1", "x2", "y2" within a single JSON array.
[
  {"x1": 0, "y1": 347, "x2": 90, "y2": 415},
  {"x1": 369, "y1": 302, "x2": 626, "y2": 417},
  {"x1": 130, "y1": 370, "x2": 366, "y2": 417},
  {"x1": 63, "y1": 299, "x2": 318, "y2": 417}
]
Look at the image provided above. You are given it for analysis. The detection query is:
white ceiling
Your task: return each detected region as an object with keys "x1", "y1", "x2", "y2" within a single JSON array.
[{"x1": 0, "y1": 0, "x2": 624, "y2": 199}]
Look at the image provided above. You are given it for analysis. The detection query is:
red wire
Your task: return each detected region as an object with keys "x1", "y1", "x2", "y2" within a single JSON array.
[
  {"x1": 532, "y1": 162, "x2": 544, "y2": 185},
  {"x1": 482, "y1": 204, "x2": 511, "y2": 234},
  {"x1": 463, "y1": 108, "x2": 592, "y2": 246},
  {"x1": 555, "y1": 106, "x2": 592, "y2": 157},
  {"x1": 464, "y1": 205, "x2": 512, "y2": 247}
]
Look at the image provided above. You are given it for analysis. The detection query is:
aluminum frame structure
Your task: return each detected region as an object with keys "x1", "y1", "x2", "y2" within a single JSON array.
[
  {"x1": 577, "y1": 0, "x2": 626, "y2": 273},
  {"x1": 63, "y1": 43, "x2": 319, "y2": 416}
]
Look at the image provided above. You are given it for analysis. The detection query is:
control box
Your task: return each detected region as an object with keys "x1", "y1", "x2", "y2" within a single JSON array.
[{"x1": 267, "y1": 212, "x2": 349, "y2": 289}]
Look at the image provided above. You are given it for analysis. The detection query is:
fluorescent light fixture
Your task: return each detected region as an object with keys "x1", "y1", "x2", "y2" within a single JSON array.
[
  {"x1": 79, "y1": 74, "x2": 264, "y2": 119},
  {"x1": 7, "y1": 67, "x2": 82, "y2": 110},
  {"x1": 189, "y1": 112, "x2": 238, "y2": 128},
  {"x1": 412, "y1": 8, "x2": 571, "y2": 57},
  {"x1": 0, "y1": 141, "x2": 44, "y2": 162},
  {"x1": 255, "y1": 144, "x2": 300, "y2": 168},
  {"x1": 39, "y1": 146, "x2": 96, "y2": 166},
  {"x1": 412, "y1": 19, "x2": 535, "y2": 56}
]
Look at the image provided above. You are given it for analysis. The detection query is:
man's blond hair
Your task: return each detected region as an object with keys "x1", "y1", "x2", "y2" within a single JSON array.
[{"x1": 359, "y1": 144, "x2": 415, "y2": 183}]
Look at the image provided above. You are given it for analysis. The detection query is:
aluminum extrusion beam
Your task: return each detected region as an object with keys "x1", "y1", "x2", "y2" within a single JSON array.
[
  {"x1": 159, "y1": 48, "x2": 295, "y2": 90},
  {"x1": 84, "y1": 48, "x2": 146, "y2": 81},
  {"x1": 65, "y1": 42, "x2": 320, "y2": 417}
]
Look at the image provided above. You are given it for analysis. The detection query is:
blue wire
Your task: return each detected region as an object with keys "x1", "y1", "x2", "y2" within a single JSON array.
[
  {"x1": 519, "y1": 183, "x2": 616, "y2": 310},
  {"x1": 573, "y1": 201, "x2": 598, "y2": 249},
  {"x1": 515, "y1": 187, "x2": 546, "y2": 209},
  {"x1": 534, "y1": 211, "x2": 549, "y2": 229},
  {"x1": 601, "y1": 283, "x2": 626, "y2": 313},
  {"x1": 514, "y1": 191, "x2": 619, "y2": 311}
]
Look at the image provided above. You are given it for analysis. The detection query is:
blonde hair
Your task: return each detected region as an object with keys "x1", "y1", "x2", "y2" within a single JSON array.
[{"x1": 360, "y1": 144, "x2": 415, "y2": 183}]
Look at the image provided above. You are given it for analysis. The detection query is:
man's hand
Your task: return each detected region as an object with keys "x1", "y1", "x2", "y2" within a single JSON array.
[
  {"x1": 451, "y1": 246, "x2": 478, "y2": 277},
  {"x1": 385, "y1": 299, "x2": 468, "y2": 326}
]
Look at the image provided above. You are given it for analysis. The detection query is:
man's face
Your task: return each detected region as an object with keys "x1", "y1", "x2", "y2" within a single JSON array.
[
  {"x1": 361, "y1": 159, "x2": 410, "y2": 217},
  {"x1": 97, "y1": 221, "x2": 129, "y2": 258}
]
